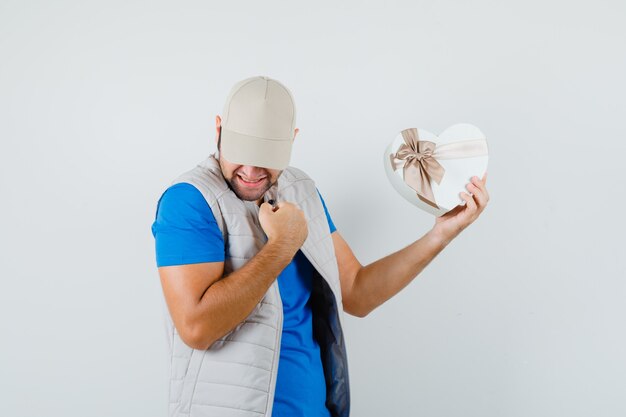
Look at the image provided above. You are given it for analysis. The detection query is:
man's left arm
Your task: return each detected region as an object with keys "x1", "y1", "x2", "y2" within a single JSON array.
[{"x1": 336, "y1": 174, "x2": 489, "y2": 317}]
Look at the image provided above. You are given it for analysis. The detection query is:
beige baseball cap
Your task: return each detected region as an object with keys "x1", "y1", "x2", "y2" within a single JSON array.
[{"x1": 220, "y1": 75, "x2": 297, "y2": 170}]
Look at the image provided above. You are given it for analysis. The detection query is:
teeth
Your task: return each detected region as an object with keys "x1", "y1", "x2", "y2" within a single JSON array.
[{"x1": 240, "y1": 176, "x2": 264, "y2": 183}]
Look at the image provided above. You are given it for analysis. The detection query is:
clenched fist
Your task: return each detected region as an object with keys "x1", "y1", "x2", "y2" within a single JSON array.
[{"x1": 258, "y1": 201, "x2": 308, "y2": 253}]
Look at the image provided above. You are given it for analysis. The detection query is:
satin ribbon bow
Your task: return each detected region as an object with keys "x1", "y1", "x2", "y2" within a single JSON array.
[
  {"x1": 389, "y1": 128, "x2": 489, "y2": 210},
  {"x1": 390, "y1": 128, "x2": 444, "y2": 209}
]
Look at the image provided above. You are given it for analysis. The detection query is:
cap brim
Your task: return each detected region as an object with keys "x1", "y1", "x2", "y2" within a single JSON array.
[{"x1": 220, "y1": 128, "x2": 293, "y2": 170}]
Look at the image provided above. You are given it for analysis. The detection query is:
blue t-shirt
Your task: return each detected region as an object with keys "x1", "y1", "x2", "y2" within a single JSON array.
[{"x1": 151, "y1": 182, "x2": 336, "y2": 417}]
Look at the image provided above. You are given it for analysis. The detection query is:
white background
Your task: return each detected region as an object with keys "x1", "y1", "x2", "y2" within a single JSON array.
[{"x1": 1, "y1": 1, "x2": 625, "y2": 416}]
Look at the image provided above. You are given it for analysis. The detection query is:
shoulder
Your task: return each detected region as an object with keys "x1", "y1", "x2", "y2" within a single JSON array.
[
  {"x1": 283, "y1": 165, "x2": 313, "y2": 182},
  {"x1": 156, "y1": 183, "x2": 217, "y2": 225},
  {"x1": 280, "y1": 166, "x2": 317, "y2": 195},
  {"x1": 159, "y1": 182, "x2": 206, "y2": 208},
  {"x1": 277, "y1": 167, "x2": 319, "y2": 209}
]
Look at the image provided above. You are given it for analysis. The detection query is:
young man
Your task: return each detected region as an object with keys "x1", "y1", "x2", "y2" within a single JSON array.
[{"x1": 151, "y1": 76, "x2": 489, "y2": 417}]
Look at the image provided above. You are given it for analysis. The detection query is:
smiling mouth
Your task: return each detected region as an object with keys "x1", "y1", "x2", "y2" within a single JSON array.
[{"x1": 238, "y1": 175, "x2": 267, "y2": 187}]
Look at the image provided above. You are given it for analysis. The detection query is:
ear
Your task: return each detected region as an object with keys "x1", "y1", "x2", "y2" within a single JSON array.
[{"x1": 215, "y1": 115, "x2": 222, "y2": 145}]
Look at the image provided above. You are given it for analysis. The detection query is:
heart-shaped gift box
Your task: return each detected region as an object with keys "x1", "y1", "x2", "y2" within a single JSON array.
[{"x1": 383, "y1": 123, "x2": 489, "y2": 216}]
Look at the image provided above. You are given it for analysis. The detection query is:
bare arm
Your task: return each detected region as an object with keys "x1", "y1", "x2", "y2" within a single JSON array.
[
  {"x1": 158, "y1": 239, "x2": 296, "y2": 350},
  {"x1": 333, "y1": 230, "x2": 448, "y2": 317},
  {"x1": 336, "y1": 174, "x2": 490, "y2": 317},
  {"x1": 158, "y1": 201, "x2": 308, "y2": 350}
]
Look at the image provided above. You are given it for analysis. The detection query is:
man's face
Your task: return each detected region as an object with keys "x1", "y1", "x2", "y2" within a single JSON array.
[{"x1": 218, "y1": 142, "x2": 282, "y2": 202}]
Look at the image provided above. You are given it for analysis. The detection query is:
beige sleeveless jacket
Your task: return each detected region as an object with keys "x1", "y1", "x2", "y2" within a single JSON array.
[{"x1": 159, "y1": 152, "x2": 350, "y2": 417}]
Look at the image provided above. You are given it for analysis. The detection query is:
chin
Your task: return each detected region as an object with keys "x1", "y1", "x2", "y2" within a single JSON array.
[
  {"x1": 228, "y1": 181, "x2": 271, "y2": 202},
  {"x1": 234, "y1": 190, "x2": 265, "y2": 201}
]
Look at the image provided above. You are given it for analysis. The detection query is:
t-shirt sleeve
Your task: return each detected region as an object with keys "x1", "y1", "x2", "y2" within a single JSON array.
[
  {"x1": 151, "y1": 182, "x2": 225, "y2": 267},
  {"x1": 316, "y1": 188, "x2": 337, "y2": 234}
]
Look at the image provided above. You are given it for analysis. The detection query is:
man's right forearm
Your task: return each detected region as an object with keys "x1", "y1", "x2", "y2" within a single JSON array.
[{"x1": 189, "y1": 240, "x2": 296, "y2": 350}]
